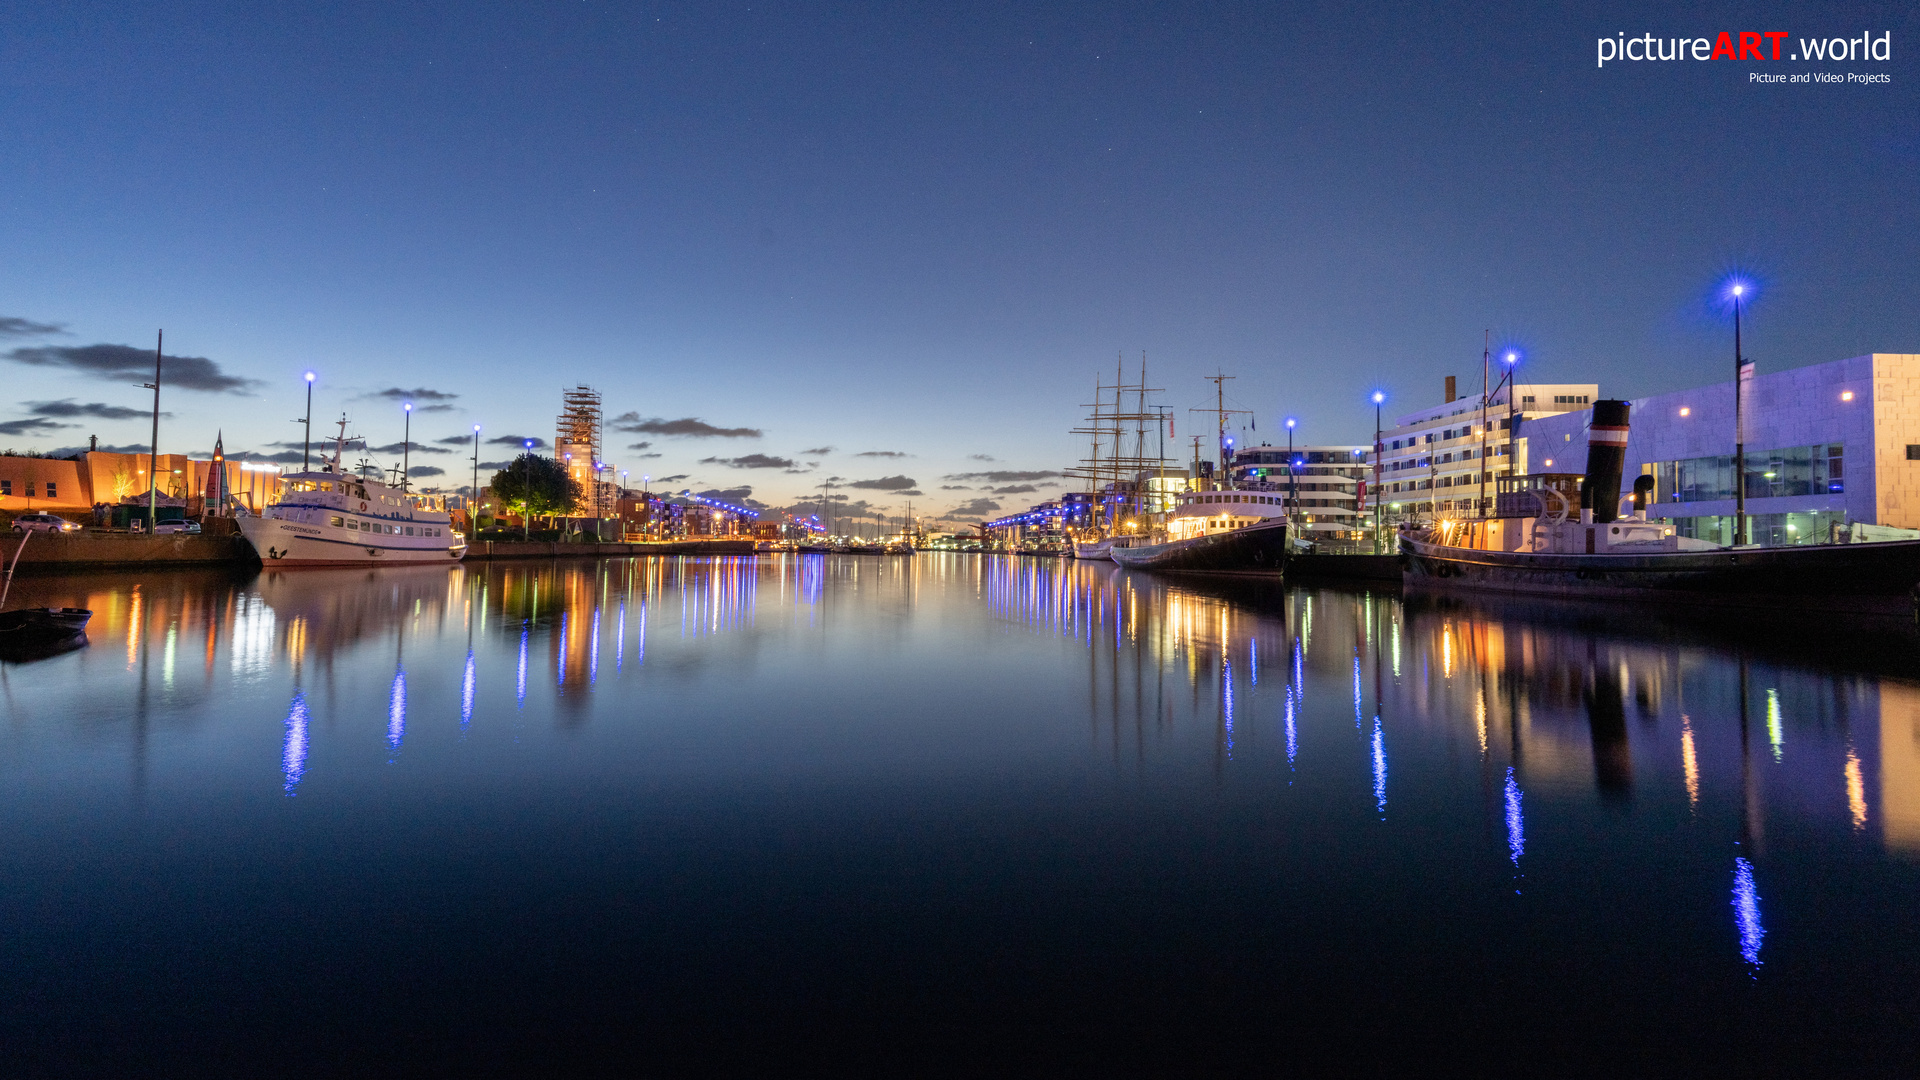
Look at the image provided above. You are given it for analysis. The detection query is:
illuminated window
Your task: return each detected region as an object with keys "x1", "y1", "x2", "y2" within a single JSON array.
[{"x1": 330, "y1": 516, "x2": 343, "y2": 527}]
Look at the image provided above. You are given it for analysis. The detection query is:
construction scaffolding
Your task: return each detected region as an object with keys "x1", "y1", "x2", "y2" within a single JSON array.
[{"x1": 556, "y1": 386, "x2": 605, "y2": 516}]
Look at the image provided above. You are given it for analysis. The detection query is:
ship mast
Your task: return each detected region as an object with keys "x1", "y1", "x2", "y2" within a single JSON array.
[{"x1": 1191, "y1": 373, "x2": 1251, "y2": 491}]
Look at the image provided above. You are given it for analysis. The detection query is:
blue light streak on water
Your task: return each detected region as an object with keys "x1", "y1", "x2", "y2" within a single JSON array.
[
  {"x1": 1734, "y1": 857, "x2": 1765, "y2": 968},
  {"x1": 1353, "y1": 651, "x2": 1363, "y2": 729},
  {"x1": 1293, "y1": 638, "x2": 1303, "y2": 698},
  {"x1": 1223, "y1": 657, "x2": 1234, "y2": 759},
  {"x1": 460, "y1": 650, "x2": 476, "y2": 732},
  {"x1": 281, "y1": 691, "x2": 308, "y2": 796},
  {"x1": 1250, "y1": 640, "x2": 1258, "y2": 686},
  {"x1": 1284, "y1": 684, "x2": 1297, "y2": 769},
  {"x1": 636, "y1": 604, "x2": 646, "y2": 667},
  {"x1": 387, "y1": 668, "x2": 407, "y2": 757},
  {"x1": 557, "y1": 610, "x2": 569, "y2": 687},
  {"x1": 1504, "y1": 767, "x2": 1524, "y2": 871},
  {"x1": 1371, "y1": 715, "x2": 1386, "y2": 816},
  {"x1": 615, "y1": 602, "x2": 625, "y2": 674},
  {"x1": 516, "y1": 625, "x2": 528, "y2": 708},
  {"x1": 590, "y1": 608, "x2": 600, "y2": 687}
]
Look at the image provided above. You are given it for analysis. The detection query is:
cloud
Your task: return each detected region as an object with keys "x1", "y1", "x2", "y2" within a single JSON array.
[
  {"x1": 699, "y1": 453, "x2": 795, "y2": 470},
  {"x1": 5, "y1": 343, "x2": 258, "y2": 393},
  {"x1": 657, "y1": 474, "x2": 689, "y2": 483},
  {"x1": 406, "y1": 465, "x2": 446, "y2": 477},
  {"x1": 694, "y1": 487, "x2": 755, "y2": 505},
  {"x1": 45, "y1": 442, "x2": 149, "y2": 457},
  {"x1": 848, "y1": 475, "x2": 917, "y2": 491},
  {"x1": 854, "y1": 450, "x2": 910, "y2": 458},
  {"x1": 368, "y1": 441, "x2": 452, "y2": 455},
  {"x1": 365, "y1": 387, "x2": 457, "y2": 402},
  {"x1": 635, "y1": 452, "x2": 662, "y2": 459},
  {"x1": 611, "y1": 412, "x2": 761, "y2": 438},
  {"x1": 0, "y1": 317, "x2": 66, "y2": 338},
  {"x1": 942, "y1": 470, "x2": 1062, "y2": 483},
  {"x1": 947, "y1": 498, "x2": 1002, "y2": 518},
  {"x1": 967, "y1": 454, "x2": 996, "y2": 462},
  {"x1": 939, "y1": 484, "x2": 972, "y2": 490},
  {"x1": 230, "y1": 449, "x2": 310, "y2": 464},
  {"x1": 0, "y1": 417, "x2": 72, "y2": 436},
  {"x1": 23, "y1": 399, "x2": 158, "y2": 420},
  {"x1": 478, "y1": 460, "x2": 515, "y2": 470},
  {"x1": 991, "y1": 484, "x2": 1038, "y2": 495},
  {"x1": 626, "y1": 441, "x2": 652, "y2": 450},
  {"x1": 798, "y1": 445, "x2": 834, "y2": 456},
  {"x1": 435, "y1": 434, "x2": 479, "y2": 446},
  {"x1": 485, "y1": 435, "x2": 546, "y2": 448},
  {"x1": 895, "y1": 489, "x2": 924, "y2": 496}
]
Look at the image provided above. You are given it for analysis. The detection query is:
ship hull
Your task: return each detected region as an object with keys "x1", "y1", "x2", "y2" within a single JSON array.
[
  {"x1": 238, "y1": 515, "x2": 467, "y2": 567},
  {"x1": 1109, "y1": 520, "x2": 1289, "y2": 574},
  {"x1": 1402, "y1": 535, "x2": 1920, "y2": 614}
]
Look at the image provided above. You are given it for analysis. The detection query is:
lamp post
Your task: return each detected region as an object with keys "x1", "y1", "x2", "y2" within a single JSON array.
[
  {"x1": 1285, "y1": 417, "x2": 1297, "y2": 521},
  {"x1": 144, "y1": 331, "x2": 162, "y2": 533},
  {"x1": 522, "y1": 439, "x2": 534, "y2": 540},
  {"x1": 1371, "y1": 391, "x2": 1385, "y2": 553},
  {"x1": 469, "y1": 425, "x2": 481, "y2": 537},
  {"x1": 298, "y1": 371, "x2": 315, "y2": 471},
  {"x1": 401, "y1": 402, "x2": 412, "y2": 492},
  {"x1": 1731, "y1": 282, "x2": 1749, "y2": 546}
]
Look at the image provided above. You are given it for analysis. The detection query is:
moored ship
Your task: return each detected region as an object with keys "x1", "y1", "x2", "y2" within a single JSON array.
[
  {"x1": 236, "y1": 420, "x2": 468, "y2": 568},
  {"x1": 1401, "y1": 400, "x2": 1920, "y2": 613},
  {"x1": 1110, "y1": 488, "x2": 1291, "y2": 573}
]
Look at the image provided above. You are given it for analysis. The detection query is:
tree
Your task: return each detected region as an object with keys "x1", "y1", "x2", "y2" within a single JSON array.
[{"x1": 488, "y1": 453, "x2": 583, "y2": 526}]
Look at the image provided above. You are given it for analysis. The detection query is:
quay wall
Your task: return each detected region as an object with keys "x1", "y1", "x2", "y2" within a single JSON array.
[
  {"x1": 463, "y1": 539, "x2": 758, "y2": 560},
  {"x1": 3, "y1": 531, "x2": 251, "y2": 573}
]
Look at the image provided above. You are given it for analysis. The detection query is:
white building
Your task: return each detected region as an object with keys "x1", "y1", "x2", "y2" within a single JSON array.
[
  {"x1": 1371, "y1": 379, "x2": 1601, "y2": 520},
  {"x1": 1522, "y1": 353, "x2": 1920, "y2": 545},
  {"x1": 1229, "y1": 444, "x2": 1370, "y2": 540}
]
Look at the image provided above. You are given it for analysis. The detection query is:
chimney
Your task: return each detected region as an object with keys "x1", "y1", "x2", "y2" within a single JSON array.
[
  {"x1": 1445, "y1": 375, "x2": 1456, "y2": 403},
  {"x1": 1583, "y1": 400, "x2": 1631, "y2": 524},
  {"x1": 89, "y1": 434, "x2": 98, "y2": 452}
]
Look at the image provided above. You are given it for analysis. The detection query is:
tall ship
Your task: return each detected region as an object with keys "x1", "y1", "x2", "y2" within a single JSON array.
[
  {"x1": 1067, "y1": 356, "x2": 1172, "y2": 559},
  {"x1": 236, "y1": 419, "x2": 468, "y2": 567},
  {"x1": 1108, "y1": 372, "x2": 1291, "y2": 574},
  {"x1": 1401, "y1": 399, "x2": 1920, "y2": 614}
]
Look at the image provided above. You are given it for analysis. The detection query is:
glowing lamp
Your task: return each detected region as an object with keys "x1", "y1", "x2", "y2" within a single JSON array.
[
  {"x1": 404, "y1": 402, "x2": 411, "y2": 413},
  {"x1": 304, "y1": 371, "x2": 316, "y2": 383},
  {"x1": 1841, "y1": 391, "x2": 1855, "y2": 402},
  {"x1": 1372, "y1": 392, "x2": 1385, "y2": 404},
  {"x1": 1679, "y1": 407, "x2": 1691, "y2": 417}
]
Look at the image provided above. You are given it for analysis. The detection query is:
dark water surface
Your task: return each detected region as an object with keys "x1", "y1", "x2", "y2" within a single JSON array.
[{"x1": 4, "y1": 554, "x2": 1919, "y2": 1075}]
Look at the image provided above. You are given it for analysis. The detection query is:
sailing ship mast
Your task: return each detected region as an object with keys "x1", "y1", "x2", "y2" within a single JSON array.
[{"x1": 1066, "y1": 354, "x2": 1167, "y2": 536}]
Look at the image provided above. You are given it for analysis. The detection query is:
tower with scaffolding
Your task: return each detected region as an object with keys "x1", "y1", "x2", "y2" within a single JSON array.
[{"x1": 555, "y1": 386, "x2": 608, "y2": 517}]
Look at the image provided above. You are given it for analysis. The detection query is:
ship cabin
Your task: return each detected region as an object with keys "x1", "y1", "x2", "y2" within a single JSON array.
[
  {"x1": 1431, "y1": 472, "x2": 1712, "y2": 555},
  {"x1": 1167, "y1": 488, "x2": 1289, "y2": 541}
]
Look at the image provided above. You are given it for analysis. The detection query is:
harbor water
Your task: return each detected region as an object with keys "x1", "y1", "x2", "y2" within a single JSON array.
[{"x1": 3, "y1": 555, "x2": 1918, "y2": 1073}]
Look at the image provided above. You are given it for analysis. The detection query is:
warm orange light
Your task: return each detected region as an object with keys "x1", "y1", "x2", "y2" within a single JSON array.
[
  {"x1": 1678, "y1": 407, "x2": 1690, "y2": 417},
  {"x1": 1841, "y1": 390, "x2": 1855, "y2": 402}
]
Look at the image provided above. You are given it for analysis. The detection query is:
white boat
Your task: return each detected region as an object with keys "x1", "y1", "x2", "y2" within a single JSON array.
[{"x1": 235, "y1": 420, "x2": 467, "y2": 568}]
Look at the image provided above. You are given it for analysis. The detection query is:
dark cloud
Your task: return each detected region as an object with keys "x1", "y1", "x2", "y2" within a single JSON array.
[
  {"x1": 991, "y1": 484, "x2": 1038, "y2": 495},
  {"x1": 848, "y1": 475, "x2": 917, "y2": 491},
  {"x1": 694, "y1": 487, "x2": 755, "y2": 505},
  {"x1": 368, "y1": 441, "x2": 452, "y2": 455},
  {"x1": 365, "y1": 387, "x2": 457, "y2": 403},
  {"x1": 947, "y1": 498, "x2": 1002, "y2": 519},
  {"x1": 230, "y1": 449, "x2": 309, "y2": 464},
  {"x1": 942, "y1": 470, "x2": 1062, "y2": 483},
  {"x1": 610, "y1": 412, "x2": 761, "y2": 438},
  {"x1": 5, "y1": 343, "x2": 258, "y2": 393},
  {"x1": 478, "y1": 460, "x2": 514, "y2": 470},
  {"x1": 967, "y1": 454, "x2": 996, "y2": 462},
  {"x1": 435, "y1": 434, "x2": 480, "y2": 446},
  {"x1": 699, "y1": 453, "x2": 795, "y2": 470},
  {"x1": 485, "y1": 435, "x2": 547, "y2": 448},
  {"x1": 406, "y1": 465, "x2": 446, "y2": 477},
  {"x1": 45, "y1": 442, "x2": 149, "y2": 457},
  {"x1": 23, "y1": 399, "x2": 158, "y2": 420},
  {"x1": 626, "y1": 441, "x2": 652, "y2": 450},
  {"x1": 657, "y1": 474, "x2": 689, "y2": 483},
  {"x1": 798, "y1": 445, "x2": 834, "y2": 456},
  {"x1": 0, "y1": 417, "x2": 72, "y2": 436},
  {"x1": 854, "y1": 450, "x2": 909, "y2": 458},
  {"x1": 635, "y1": 452, "x2": 662, "y2": 459},
  {"x1": 939, "y1": 484, "x2": 972, "y2": 490},
  {"x1": 0, "y1": 317, "x2": 65, "y2": 338},
  {"x1": 895, "y1": 489, "x2": 924, "y2": 496}
]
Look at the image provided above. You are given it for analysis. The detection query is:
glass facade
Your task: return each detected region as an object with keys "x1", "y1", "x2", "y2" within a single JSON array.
[
  {"x1": 1670, "y1": 511, "x2": 1846, "y2": 547},
  {"x1": 1654, "y1": 444, "x2": 1843, "y2": 503}
]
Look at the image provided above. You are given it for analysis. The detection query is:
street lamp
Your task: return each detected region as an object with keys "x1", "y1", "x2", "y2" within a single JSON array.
[
  {"x1": 1729, "y1": 280, "x2": 1752, "y2": 545},
  {"x1": 1371, "y1": 391, "x2": 1385, "y2": 552},
  {"x1": 469, "y1": 424, "x2": 481, "y2": 537},
  {"x1": 401, "y1": 402, "x2": 412, "y2": 492},
  {"x1": 297, "y1": 371, "x2": 316, "y2": 471},
  {"x1": 1284, "y1": 417, "x2": 1297, "y2": 524},
  {"x1": 522, "y1": 439, "x2": 535, "y2": 540}
]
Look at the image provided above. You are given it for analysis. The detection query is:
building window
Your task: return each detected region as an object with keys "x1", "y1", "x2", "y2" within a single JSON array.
[
  {"x1": 45, "y1": 482, "x2": 56, "y2": 498},
  {"x1": 0, "y1": 480, "x2": 9, "y2": 495},
  {"x1": 1522, "y1": 396, "x2": 1535, "y2": 404},
  {"x1": 1908, "y1": 445, "x2": 1920, "y2": 461}
]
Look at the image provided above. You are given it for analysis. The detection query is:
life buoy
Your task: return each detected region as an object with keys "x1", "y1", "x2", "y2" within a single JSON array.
[{"x1": 360, "y1": 501, "x2": 368, "y2": 511}]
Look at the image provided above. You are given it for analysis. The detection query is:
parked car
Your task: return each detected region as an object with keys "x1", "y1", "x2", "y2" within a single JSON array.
[
  {"x1": 11, "y1": 513, "x2": 81, "y2": 534},
  {"x1": 152, "y1": 520, "x2": 202, "y2": 535}
]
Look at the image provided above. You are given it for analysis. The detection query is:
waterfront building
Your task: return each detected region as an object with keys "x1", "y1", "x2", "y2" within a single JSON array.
[
  {"x1": 0, "y1": 449, "x2": 282, "y2": 523},
  {"x1": 1230, "y1": 444, "x2": 1370, "y2": 541},
  {"x1": 1521, "y1": 353, "x2": 1920, "y2": 544},
  {"x1": 1371, "y1": 378, "x2": 1601, "y2": 520}
]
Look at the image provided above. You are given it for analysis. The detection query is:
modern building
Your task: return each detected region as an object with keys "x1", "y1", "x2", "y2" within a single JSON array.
[
  {"x1": 1522, "y1": 353, "x2": 1920, "y2": 545},
  {"x1": 1229, "y1": 444, "x2": 1371, "y2": 540},
  {"x1": 1371, "y1": 378, "x2": 1602, "y2": 520}
]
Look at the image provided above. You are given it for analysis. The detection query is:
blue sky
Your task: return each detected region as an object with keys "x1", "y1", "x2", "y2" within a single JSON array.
[{"x1": 2, "y1": 1, "x2": 1915, "y2": 524}]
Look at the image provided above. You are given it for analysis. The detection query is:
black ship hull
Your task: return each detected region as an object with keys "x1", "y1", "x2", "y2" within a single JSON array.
[
  {"x1": 0, "y1": 607, "x2": 92, "y2": 660},
  {"x1": 1403, "y1": 536, "x2": 1920, "y2": 615},
  {"x1": 1109, "y1": 520, "x2": 1289, "y2": 574}
]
